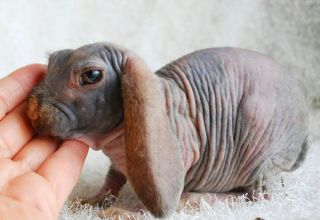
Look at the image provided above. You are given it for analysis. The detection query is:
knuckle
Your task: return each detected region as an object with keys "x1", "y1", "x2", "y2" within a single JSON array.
[{"x1": 0, "y1": 134, "x2": 11, "y2": 158}]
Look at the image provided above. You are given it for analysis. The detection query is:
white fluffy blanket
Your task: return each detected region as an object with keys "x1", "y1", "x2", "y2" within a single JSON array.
[
  {"x1": 61, "y1": 112, "x2": 320, "y2": 220},
  {"x1": 62, "y1": 143, "x2": 320, "y2": 220}
]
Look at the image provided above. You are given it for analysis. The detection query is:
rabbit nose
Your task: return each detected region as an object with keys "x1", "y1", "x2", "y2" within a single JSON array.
[{"x1": 25, "y1": 94, "x2": 41, "y2": 126}]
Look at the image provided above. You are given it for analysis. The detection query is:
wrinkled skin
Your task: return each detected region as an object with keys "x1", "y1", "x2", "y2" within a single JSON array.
[
  {"x1": 26, "y1": 45, "x2": 124, "y2": 139},
  {"x1": 25, "y1": 43, "x2": 309, "y2": 218}
]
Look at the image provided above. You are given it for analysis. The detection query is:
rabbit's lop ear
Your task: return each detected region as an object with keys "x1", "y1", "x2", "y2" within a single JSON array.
[{"x1": 121, "y1": 54, "x2": 184, "y2": 217}]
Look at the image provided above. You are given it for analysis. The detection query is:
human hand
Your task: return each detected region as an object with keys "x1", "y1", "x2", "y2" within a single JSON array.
[{"x1": 0, "y1": 64, "x2": 89, "y2": 220}]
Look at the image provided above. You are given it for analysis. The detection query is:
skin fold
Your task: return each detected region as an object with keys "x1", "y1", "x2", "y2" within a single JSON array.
[{"x1": 25, "y1": 43, "x2": 308, "y2": 218}]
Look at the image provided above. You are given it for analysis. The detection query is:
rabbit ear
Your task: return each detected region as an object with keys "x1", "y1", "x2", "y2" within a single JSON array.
[{"x1": 121, "y1": 54, "x2": 185, "y2": 217}]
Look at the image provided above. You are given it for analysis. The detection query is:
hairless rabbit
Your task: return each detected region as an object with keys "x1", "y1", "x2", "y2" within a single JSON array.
[{"x1": 25, "y1": 42, "x2": 308, "y2": 218}]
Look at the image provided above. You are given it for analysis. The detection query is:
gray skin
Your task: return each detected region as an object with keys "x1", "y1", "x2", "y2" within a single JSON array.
[{"x1": 25, "y1": 42, "x2": 309, "y2": 218}]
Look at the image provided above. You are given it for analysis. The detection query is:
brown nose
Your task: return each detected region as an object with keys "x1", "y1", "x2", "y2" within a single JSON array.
[
  {"x1": 25, "y1": 93, "x2": 71, "y2": 138},
  {"x1": 25, "y1": 94, "x2": 40, "y2": 127}
]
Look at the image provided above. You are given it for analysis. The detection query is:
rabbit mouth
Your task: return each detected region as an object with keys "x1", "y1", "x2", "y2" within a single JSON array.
[{"x1": 26, "y1": 94, "x2": 77, "y2": 139}]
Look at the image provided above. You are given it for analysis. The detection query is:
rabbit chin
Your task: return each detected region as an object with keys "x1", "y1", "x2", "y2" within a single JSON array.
[
  {"x1": 75, "y1": 125, "x2": 127, "y2": 175},
  {"x1": 74, "y1": 125, "x2": 125, "y2": 151}
]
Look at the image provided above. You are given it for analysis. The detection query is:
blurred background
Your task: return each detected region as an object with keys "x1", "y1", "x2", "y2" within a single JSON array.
[{"x1": 0, "y1": 1, "x2": 319, "y2": 218}]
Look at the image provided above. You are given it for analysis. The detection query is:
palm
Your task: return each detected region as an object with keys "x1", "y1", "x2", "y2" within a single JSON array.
[
  {"x1": 0, "y1": 65, "x2": 88, "y2": 220},
  {"x1": 0, "y1": 158, "x2": 57, "y2": 219}
]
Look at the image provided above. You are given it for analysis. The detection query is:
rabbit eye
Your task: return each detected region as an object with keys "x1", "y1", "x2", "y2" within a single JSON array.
[{"x1": 80, "y1": 70, "x2": 103, "y2": 86}]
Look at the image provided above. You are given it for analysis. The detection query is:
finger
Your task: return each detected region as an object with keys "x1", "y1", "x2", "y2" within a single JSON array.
[
  {"x1": 37, "y1": 140, "x2": 89, "y2": 208},
  {"x1": 12, "y1": 137, "x2": 59, "y2": 172},
  {"x1": 0, "y1": 64, "x2": 46, "y2": 120},
  {"x1": 0, "y1": 137, "x2": 59, "y2": 188},
  {"x1": 0, "y1": 104, "x2": 34, "y2": 158}
]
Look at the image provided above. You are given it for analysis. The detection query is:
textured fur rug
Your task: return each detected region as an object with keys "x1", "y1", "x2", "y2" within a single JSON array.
[
  {"x1": 61, "y1": 112, "x2": 320, "y2": 220},
  {"x1": 62, "y1": 131, "x2": 320, "y2": 220}
]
